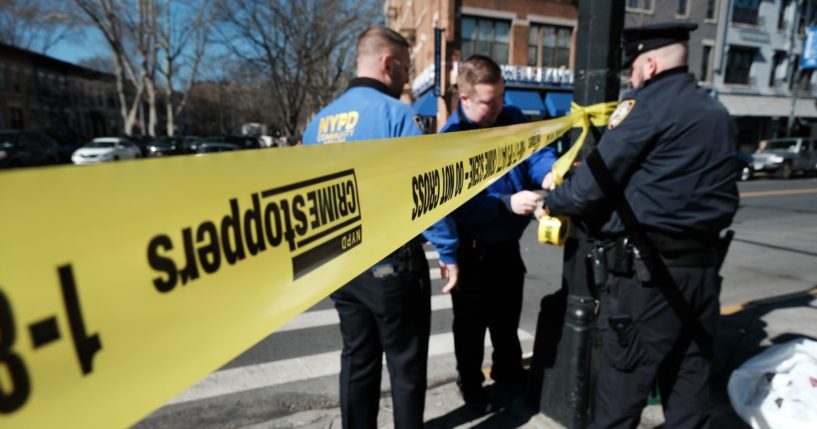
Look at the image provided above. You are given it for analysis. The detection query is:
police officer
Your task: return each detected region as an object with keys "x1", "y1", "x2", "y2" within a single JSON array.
[
  {"x1": 540, "y1": 23, "x2": 739, "y2": 428},
  {"x1": 302, "y1": 26, "x2": 459, "y2": 429},
  {"x1": 436, "y1": 54, "x2": 556, "y2": 412}
]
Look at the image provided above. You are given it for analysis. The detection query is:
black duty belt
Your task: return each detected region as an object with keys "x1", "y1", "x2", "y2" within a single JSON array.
[
  {"x1": 367, "y1": 237, "x2": 425, "y2": 277},
  {"x1": 599, "y1": 237, "x2": 718, "y2": 273},
  {"x1": 464, "y1": 238, "x2": 517, "y2": 251},
  {"x1": 585, "y1": 147, "x2": 718, "y2": 351}
]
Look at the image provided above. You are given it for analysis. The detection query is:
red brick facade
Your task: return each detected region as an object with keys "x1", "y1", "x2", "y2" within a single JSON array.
[{"x1": 385, "y1": 0, "x2": 577, "y2": 129}]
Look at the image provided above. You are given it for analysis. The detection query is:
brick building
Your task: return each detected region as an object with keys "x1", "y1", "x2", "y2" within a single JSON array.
[
  {"x1": 385, "y1": 0, "x2": 578, "y2": 131},
  {"x1": 0, "y1": 42, "x2": 121, "y2": 144}
]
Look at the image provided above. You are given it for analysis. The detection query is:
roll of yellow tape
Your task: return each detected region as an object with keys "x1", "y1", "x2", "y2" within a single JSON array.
[{"x1": 538, "y1": 215, "x2": 570, "y2": 246}]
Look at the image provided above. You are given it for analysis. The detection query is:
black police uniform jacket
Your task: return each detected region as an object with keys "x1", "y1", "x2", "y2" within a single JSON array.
[{"x1": 547, "y1": 66, "x2": 739, "y2": 239}]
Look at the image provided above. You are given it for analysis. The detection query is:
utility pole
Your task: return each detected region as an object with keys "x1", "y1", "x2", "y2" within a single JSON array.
[
  {"x1": 533, "y1": 1, "x2": 623, "y2": 427},
  {"x1": 789, "y1": 0, "x2": 816, "y2": 136}
]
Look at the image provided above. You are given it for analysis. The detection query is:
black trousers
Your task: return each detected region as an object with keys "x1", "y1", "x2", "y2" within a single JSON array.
[
  {"x1": 451, "y1": 240, "x2": 526, "y2": 390},
  {"x1": 331, "y1": 250, "x2": 431, "y2": 429},
  {"x1": 588, "y1": 266, "x2": 721, "y2": 429}
]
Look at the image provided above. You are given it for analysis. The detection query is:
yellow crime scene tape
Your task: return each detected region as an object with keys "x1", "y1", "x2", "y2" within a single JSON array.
[
  {"x1": 537, "y1": 101, "x2": 618, "y2": 245},
  {"x1": 0, "y1": 102, "x2": 612, "y2": 428}
]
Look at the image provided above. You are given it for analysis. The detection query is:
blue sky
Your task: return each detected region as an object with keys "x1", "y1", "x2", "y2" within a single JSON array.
[{"x1": 48, "y1": 29, "x2": 107, "y2": 64}]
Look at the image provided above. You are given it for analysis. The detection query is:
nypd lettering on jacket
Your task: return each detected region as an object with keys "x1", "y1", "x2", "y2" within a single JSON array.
[
  {"x1": 302, "y1": 81, "x2": 423, "y2": 146},
  {"x1": 318, "y1": 111, "x2": 360, "y2": 144},
  {"x1": 147, "y1": 170, "x2": 362, "y2": 292}
]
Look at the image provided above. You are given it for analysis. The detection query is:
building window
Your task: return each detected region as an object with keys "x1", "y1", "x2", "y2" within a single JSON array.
[
  {"x1": 10, "y1": 108, "x2": 24, "y2": 129},
  {"x1": 725, "y1": 46, "x2": 756, "y2": 84},
  {"x1": 677, "y1": 0, "x2": 689, "y2": 17},
  {"x1": 778, "y1": 0, "x2": 790, "y2": 30},
  {"x1": 706, "y1": 0, "x2": 718, "y2": 21},
  {"x1": 798, "y1": 0, "x2": 817, "y2": 34},
  {"x1": 769, "y1": 51, "x2": 787, "y2": 87},
  {"x1": 13, "y1": 71, "x2": 21, "y2": 92},
  {"x1": 528, "y1": 24, "x2": 572, "y2": 68},
  {"x1": 461, "y1": 16, "x2": 511, "y2": 65},
  {"x1": 700, "y1": 45, "x2": 712, "y2": 82},
  {"x1": 732, "y1": 0, "x2": 760, "y2": 25},
  {"x1": 626, "y1": 0, "x2": 653, "y2": 13}
]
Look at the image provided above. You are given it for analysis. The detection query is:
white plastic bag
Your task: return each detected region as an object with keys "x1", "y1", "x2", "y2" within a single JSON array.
[{"x1": 728, "y1": 338, "x2": 817, "y2": 429}]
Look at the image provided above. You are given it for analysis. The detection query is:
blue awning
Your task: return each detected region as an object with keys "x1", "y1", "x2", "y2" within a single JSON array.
[
  {"x1": 504, "y1": 89, "x2": 546, "y2": 116},
  {"x1": 544, "y1": 91, "x2": 573, "y2": 117},
  {"x1": 413, "y1": 91, "x2": 438, "y2": 117}
]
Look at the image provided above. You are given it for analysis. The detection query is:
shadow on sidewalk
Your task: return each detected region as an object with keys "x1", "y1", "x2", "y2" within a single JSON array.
[
  {"x1": 422, "y1": 287, "x2": 817, "y2": 429},
  {"x1": 424, "y1": 385, "x2": 537, "y2": 429},
  {"x1": 709, "y1": 286, "x2": 817, "y2": 429}
]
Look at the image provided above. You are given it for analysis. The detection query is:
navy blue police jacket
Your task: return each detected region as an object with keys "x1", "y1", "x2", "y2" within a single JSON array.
[
  {"x1": 546, "y1": 67, "x2": 739, "y2": 239},
  {"x1": 302, "y1": 77, "x2": 458, "y2": 264},
  {"x1": 438, "y1": 104, "x2": 557, "y2": 244}
]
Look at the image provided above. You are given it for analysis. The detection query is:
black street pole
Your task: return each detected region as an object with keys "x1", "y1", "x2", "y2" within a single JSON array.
[{"x1": 531, "y1": 1, "x2": 623, "y2": 428}]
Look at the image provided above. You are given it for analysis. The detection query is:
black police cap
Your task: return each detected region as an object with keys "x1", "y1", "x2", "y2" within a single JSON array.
[{"x1": 622, "y1": 22, "x2": 697, "y2": 68}]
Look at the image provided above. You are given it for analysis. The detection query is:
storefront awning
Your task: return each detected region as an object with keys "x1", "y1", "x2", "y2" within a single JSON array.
[
  {"x1": 718, "y1": 94, "x2": 817, "y2": 118},
  {"x1": 412, "y1": 91, "x2": 438, "y2": 117},
  {"x1": 544, "y1": 91, "x2": 573, "y2": 117},
  {"x1": 504, "y1": 89, "x2": 546, "y2": 116}
]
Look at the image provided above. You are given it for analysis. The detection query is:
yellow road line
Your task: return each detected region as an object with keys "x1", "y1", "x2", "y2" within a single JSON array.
[
  {"x1": 741, "y1": 188, "x2": 817, "y2": 198},
  {"x1": 720, "y1": 287, "x2": 817, "y2": 315}
]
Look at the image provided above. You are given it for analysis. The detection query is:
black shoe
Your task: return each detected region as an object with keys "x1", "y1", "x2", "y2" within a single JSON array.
[{"x1": 459, "y1": 386, "x2": 494, "y2": 414}]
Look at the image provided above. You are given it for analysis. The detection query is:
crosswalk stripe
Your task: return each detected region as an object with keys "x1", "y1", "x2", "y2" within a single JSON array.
[
  {"x1": 168, "y1": 329, "x2": 534, "y2": 405},
  {"x1": 277, "y1": 294, "x2": 454, "y2": 332}
]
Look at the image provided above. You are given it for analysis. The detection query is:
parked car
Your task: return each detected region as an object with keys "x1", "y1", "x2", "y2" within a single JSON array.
[
  {"x1": 47, "y1": 131, "x2": 84, "y2": 163},
  {"x1": 181, "y1": 135, "x2": 203, "y2": 153},
  {"x1": 0, "y1": 129, "x2": 62, "y2": 169},
  {"x1": 195, "y1": 143, "x2": 239, "y2": 155},
  {"x1": 126, "y1": 135, "x2": 154, "y2": 157},
  {"x1": 753, "y1": 137, "x2": 817, "y2": 179},
  {"x1": 72, "y1": 137, "x2": 142, "y2": 165},
  {"x1": 225, "y1": 135, "x2": 262, "y2": 150},
  {"x1": 204, "y1": 135, "x2": 262, "y2": 150},
  {"x1": 737, "y1": 151, "x2": 754, "y2": 181},
  {"x1": 147, "y1": 136, "x2": 186, "y2": 157}
]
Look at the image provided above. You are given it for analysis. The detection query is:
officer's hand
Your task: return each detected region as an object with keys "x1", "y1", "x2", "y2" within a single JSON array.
[
  {"x1": 542, "y1": 172, "x2": 555, "y2": 191},
  {"x1": 510, "y1": 191, "x2": 543, "y2": 215},
  {"x1": 439, "y1": 262, "x2": 458, "y2": 293},
  {"x1": 534, "y1": 205, "x2": 549, "y2": 220}
]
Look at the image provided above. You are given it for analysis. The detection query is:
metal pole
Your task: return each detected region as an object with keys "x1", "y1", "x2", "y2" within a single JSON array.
[
  {"x1": 788, "y1": 0, "x2": 812, "y2": 136},
  {"x1": 533, "y1": 1, "x2": 623, "y2": 427},
  {"x1": 788, "y1": 69, "x2": 802, "y2": 136}
]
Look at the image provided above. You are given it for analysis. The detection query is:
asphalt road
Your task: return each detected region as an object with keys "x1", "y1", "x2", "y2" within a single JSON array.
[{"x1": 134, "y1": 176, "x2": 817, "y2": 429}]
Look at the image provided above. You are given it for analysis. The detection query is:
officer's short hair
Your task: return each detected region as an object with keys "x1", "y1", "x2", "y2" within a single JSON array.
[
  {"x1": 357, "y1": 26, "x2": 410, "y2": 59},
  {"x1": 457, "y1": 55, "x2": 503, "y2": 95}
]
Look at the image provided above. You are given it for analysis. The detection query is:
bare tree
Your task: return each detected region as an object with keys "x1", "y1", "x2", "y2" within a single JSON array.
[
  {"x1": 130, "y1": 0, "x2": 160, "y2": 136},
  {"x1": 0, "y1": 0, "x2": 79, "y2": 54},
  {"x1": 158, "y1": 0, "x2": 214, "y2": 136},
  {"x1": 216, "y1": 0, "x2": 378, "y2": 136},
  {"x1": 72, "y1": 0, "x2": 147, "y2": 135}
]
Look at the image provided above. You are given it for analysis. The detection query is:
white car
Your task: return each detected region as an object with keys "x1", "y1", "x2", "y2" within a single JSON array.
[{"x1": 72, "y1": 138, "x2": 142, "y2": 165}]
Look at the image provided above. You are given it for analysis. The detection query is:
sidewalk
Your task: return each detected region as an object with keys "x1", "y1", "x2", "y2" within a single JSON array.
[{"x1": 248, "y1": 288, "x2": 817, "y2": 429}]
